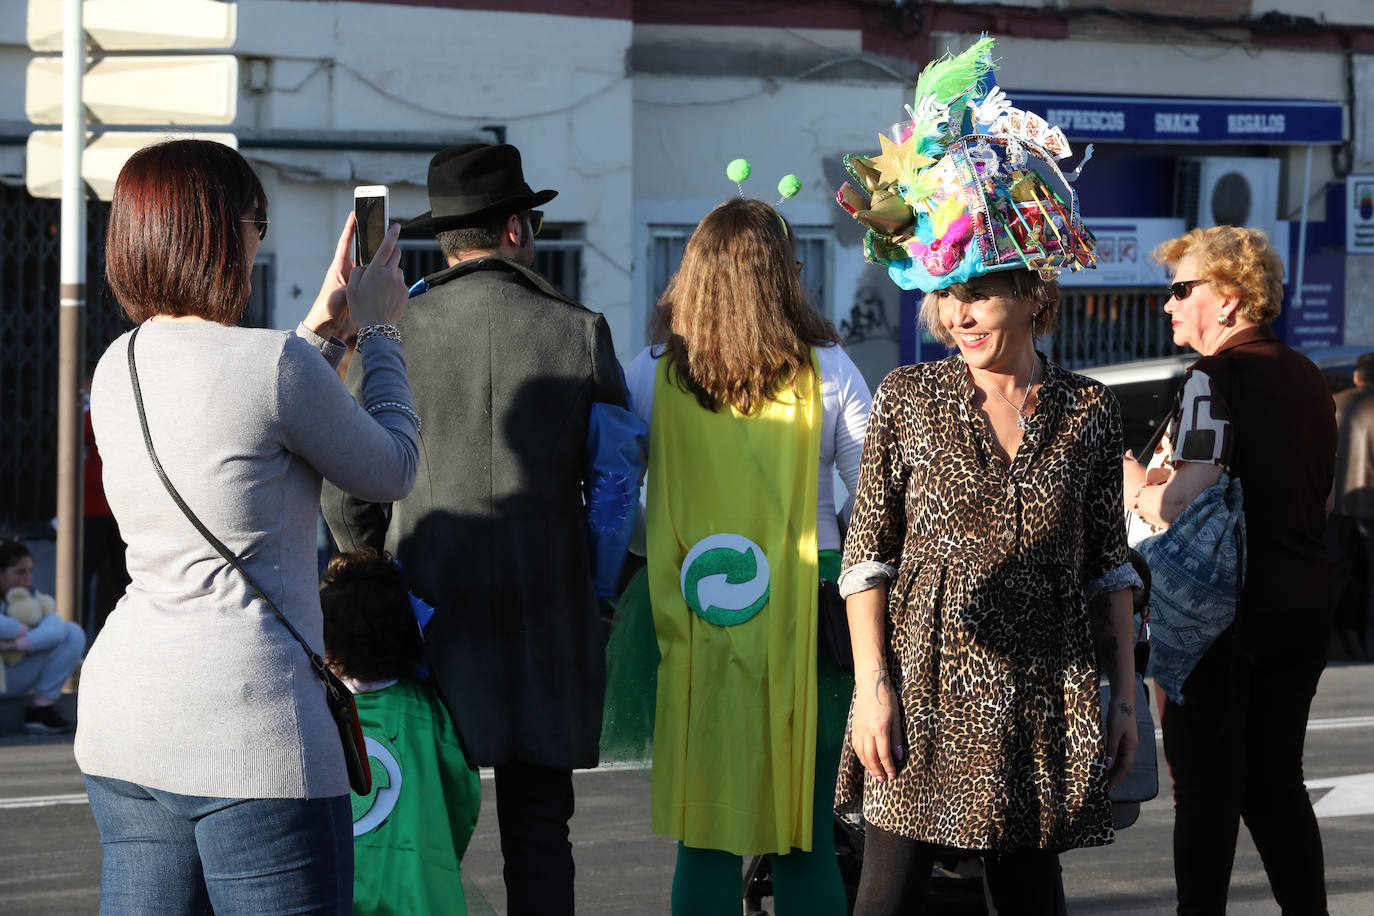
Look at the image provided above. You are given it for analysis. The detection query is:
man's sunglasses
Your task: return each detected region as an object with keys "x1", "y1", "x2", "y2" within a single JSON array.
[
  {"x1": 240, "y1": 214, "x2": 269, "y2": 241},
  {"x1": 1165, "y1": 278, "x2": 1207, "y2": 301},
  {"x1": 525, "y1": 210, "x2": 544, "y2": 238}
]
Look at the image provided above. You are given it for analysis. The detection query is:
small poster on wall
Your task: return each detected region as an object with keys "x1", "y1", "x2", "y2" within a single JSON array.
[
  {"x1": 1349, "y1": 175, "x2": 1374, "y2": 254},
  {"x1": 1058, "y1": 218, "x2": 1185, "y2": 287}
]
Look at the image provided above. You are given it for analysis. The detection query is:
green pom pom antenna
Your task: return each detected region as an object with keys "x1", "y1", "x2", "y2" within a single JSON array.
[
  {"x1": 726, "y1": 158, "x2": 752, "y2": 183},
  {"x1": 777, "y1": 174, "x2": 802, "y2": 199}
]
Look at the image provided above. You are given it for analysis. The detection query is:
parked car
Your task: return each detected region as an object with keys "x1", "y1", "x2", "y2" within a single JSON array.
[{"x1": 1081, "y1": 346, "x2": 1364, "y2": 453}]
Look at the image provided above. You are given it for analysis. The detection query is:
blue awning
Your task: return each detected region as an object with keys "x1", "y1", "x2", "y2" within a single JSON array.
[{"x1": 1009, "y1": 91, "x2": 1346, "y2": 145}]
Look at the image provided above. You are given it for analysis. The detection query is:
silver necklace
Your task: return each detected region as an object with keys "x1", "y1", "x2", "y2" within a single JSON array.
[{"x1": 984, "y1": 357, "x2": 1039, "y2": 431}]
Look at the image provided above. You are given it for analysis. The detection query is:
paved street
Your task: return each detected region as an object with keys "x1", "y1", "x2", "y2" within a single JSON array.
[{"x1": 2, "y1": 664, "x2": 1370, "y2": 915}]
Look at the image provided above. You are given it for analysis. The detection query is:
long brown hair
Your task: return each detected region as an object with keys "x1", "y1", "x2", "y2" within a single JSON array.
[{"x1": 651, "y1": 198, "x2": 840, "y2": 414}]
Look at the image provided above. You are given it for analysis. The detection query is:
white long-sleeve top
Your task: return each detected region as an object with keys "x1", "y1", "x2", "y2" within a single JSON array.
[{"x1": 625, "y1": 342, "x2": 872, "y2": 552}]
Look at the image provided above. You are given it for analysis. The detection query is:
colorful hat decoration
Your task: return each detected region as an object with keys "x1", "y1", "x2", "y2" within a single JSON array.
[{"x1": 835, "y1": 35, "x2": 1097, "y2": 293}]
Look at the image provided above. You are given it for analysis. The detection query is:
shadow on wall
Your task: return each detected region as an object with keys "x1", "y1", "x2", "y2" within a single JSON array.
[{"x1": 841, "y1": 278, "x2": 903, "y2": 392}]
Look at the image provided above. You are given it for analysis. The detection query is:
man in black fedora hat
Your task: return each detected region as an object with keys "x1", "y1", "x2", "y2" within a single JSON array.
[{"x1": 324, "y1": 142, "x2": 627, "y2": 915}]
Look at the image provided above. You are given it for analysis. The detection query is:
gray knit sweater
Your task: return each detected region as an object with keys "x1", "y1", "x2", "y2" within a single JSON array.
[{"x1": 74, "y1": 321, "x2": 417, "y2": 799}]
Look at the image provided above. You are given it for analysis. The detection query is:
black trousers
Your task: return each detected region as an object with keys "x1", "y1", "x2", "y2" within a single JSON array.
[
  {"x1": 493, "y1": 764, "x2": 576, "y2": 916},
  {"x1": 1162, "y1": 628, "x2": 1328, "y2": 916},
  {"x1": 853, "y1": 823, "x2": 1064, "y2": 916}
]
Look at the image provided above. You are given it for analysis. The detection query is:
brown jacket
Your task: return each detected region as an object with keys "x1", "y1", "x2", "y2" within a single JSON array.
[{"x1": 1331, "y1": 385, "x2": 1374, "y2": 517}]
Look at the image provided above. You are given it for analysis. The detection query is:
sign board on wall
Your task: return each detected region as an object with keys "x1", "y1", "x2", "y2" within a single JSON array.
[
  {"x1": 1281, "y1": 219, "x2": 1346, "y2": 349},
  {"x1": 1010, "y1": 92, "x2": 1345, "y2": 146},
  {"x1": 1348, "y1": 175, "x2": 1374, "y2": 255}
]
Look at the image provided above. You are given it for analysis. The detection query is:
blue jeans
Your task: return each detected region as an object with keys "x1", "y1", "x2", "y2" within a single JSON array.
[{"x1": 84, "y1": 775, "x2": 353, "y2": 915}]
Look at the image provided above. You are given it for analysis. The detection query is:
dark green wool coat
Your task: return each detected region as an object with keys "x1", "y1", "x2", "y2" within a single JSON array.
[{"x1": 323, "y1": 256, "x2": 628, "y2": 769}]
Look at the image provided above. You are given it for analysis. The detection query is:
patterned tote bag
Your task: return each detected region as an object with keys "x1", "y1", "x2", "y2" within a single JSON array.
[{"x1": 1135, "y1": 473, "x2": 1246, "y2": 704}]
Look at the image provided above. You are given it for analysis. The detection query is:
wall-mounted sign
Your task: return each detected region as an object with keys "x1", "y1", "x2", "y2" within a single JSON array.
[
  {"x1": 1348, "y1": 175, "x2": 1374, "y2": 255},
  {"x1": 1009, "y1": 92, "x2": 1345, "y2": 146}
]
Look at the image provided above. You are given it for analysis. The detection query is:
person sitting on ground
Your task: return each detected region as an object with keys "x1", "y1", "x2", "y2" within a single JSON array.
[
  {"x1": 0, "y1": 539, "x2": 85, "y2": 733},
  {"x1": 320, "y1": 548, "x2": 481, "y2": 916}
]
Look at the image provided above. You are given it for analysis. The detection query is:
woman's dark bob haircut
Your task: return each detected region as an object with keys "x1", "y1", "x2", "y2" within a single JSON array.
[{"x1": 105, "y1": 139, "x2": 266, "y2": 324}]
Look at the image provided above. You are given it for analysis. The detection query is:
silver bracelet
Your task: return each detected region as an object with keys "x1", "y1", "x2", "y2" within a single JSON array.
[
  {"x1": 356, "y1": 324, "x2": 401, "y2": 348},
  {"x1": 366, "y1": 401, "x2": 422, "y2": 432}
]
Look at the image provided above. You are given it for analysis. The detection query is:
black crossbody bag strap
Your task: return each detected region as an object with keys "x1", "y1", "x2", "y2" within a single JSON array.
[{"x1": 126, "y1": 325, "x2": 338, "y2": 693}]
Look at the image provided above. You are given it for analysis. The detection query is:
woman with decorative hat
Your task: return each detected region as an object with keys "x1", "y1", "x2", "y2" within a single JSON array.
[
  {"x1": 619, "y1": 188, "x2": 872, "y2": 913},
  {"x1": 832, "y1": 38, "x2": 1140, "y2": 913}
]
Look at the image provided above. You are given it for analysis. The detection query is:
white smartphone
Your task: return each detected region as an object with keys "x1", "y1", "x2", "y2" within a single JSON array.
[{"x1": 353, "y1": 185, "x2": 389, "y2": 266}]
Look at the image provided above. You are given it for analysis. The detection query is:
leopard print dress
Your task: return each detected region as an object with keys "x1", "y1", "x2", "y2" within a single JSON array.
[{"x1": 836, "y1": 355, "x2": 1128, "y2": 852}]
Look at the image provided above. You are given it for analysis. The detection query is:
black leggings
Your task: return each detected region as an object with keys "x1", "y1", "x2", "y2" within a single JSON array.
[
  {"x1": 853, "y1": 823, "x2": 1063, "y2": 916},
  {"x1": 1163, "y1": 628, "x2": 1328, "y2": 916}
]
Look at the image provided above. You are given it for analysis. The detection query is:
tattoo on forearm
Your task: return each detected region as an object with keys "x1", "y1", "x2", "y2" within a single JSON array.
[
  {"x1": 1118, "y1": 702, "x2": 1133, "y2": 716},
  {"x1": 874, "y1": 666, "x2": 890, "y2": 704}
]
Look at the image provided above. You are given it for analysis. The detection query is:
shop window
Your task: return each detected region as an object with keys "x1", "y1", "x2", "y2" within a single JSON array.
[
  {"x1": 646, "y1": 225, "x2": 831, "y2": 322},
  {"x1": 1050, "y1": 287, "x2": 1185, "y2": 370},
  {"x1": 241, "y1": 259, "x2": 272, "y2": 328}
]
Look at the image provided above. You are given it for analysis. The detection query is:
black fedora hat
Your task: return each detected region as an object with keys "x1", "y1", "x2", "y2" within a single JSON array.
[{"x1": 405, "y1": 143, "x2": 557, "y2": 235}]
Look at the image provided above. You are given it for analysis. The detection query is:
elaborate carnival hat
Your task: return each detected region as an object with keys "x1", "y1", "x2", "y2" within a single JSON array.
[{"x1": 836, "y1": 35, "x2": 1097, "y2": 293}]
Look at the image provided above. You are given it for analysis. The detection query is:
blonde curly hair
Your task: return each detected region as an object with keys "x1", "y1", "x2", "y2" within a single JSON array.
[{"x1": 1153, "y1": 226, "x2": 1284, "y2": 324}]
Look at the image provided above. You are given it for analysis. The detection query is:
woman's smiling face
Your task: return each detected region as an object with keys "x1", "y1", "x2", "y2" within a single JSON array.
[{"x1": 935, "y1": 273, "x2": 1038, "y2": 374}]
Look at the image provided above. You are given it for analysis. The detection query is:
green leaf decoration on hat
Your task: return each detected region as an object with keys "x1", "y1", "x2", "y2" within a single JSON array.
[
  {"x1": 915, "y1": 34, "x2": 996, "y2": 108},
  {"x1": 902, "y1": 164, "x2": 943, "y2": 213},
  {"x1": 909, "y1": 34, "x2": 997, "y2": 157}
]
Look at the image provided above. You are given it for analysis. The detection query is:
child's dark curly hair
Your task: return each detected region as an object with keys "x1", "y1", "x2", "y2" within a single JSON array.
[{"x1": 319, "y1": 548, "x2": 423, "y2": 683}]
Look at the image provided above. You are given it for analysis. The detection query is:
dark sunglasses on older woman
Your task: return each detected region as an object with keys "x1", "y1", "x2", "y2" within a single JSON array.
[
  {"x1": 240, "y1": 214, "x2": 270, "y2": 241},
  {"x1": 1165, "y1": 278, "x2": 1207, "y2": 301}
]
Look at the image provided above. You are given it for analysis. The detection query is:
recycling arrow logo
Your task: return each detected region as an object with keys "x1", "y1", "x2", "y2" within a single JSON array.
[
  {"x1": 680, "y1": 533, "x2": 770, "y2": 626},
  {"x1": 351, "y1": 735, "x2": 403, "y2": 836}
]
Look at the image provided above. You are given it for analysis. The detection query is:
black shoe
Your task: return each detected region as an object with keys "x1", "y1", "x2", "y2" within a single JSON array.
[{"x1": 24, "y1": 705, "x2": 75, "y2": 734}]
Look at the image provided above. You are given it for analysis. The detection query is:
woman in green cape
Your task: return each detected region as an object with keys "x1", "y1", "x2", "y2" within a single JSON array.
[{"x1": 613, "y1": 197, "x2": 871, "y2": 913}]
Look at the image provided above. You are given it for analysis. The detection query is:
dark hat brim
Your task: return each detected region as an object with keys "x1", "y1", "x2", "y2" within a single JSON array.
[{"x1": 403, "y1": 188, "x2": 558, "y2": 237}]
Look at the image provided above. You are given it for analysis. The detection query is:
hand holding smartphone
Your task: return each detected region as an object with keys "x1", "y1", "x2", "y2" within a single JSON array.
[{"x1": 353, "y1": 185, "x2": 389, "y2": 266}]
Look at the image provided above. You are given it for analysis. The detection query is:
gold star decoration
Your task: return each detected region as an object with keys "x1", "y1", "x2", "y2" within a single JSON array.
[{"x1": 869, "y1": 133, "x2": 935, "y2": 189}]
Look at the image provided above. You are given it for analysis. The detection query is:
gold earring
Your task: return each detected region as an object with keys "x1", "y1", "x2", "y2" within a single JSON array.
[{"x1": 1216, "y1": 312, "x2": 1229, "y2": 326}]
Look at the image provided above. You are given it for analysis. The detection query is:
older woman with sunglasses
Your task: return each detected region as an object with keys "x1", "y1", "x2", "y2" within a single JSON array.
[{"x1": 1123, "y1": 226, "x2": 1335, "y2": 915}]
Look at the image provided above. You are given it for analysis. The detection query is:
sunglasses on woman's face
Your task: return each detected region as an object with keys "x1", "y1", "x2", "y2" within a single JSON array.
[
  {"x1": 240, "y1": 214, "x2": 269, "y2": 241},
  {"x1": 1165, "y1": 278, "x2": 1207, "y2": 301}
]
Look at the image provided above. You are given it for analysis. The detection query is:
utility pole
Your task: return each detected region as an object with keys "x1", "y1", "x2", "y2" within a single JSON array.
[
  {"x1": 55, "y1": 0, "x2": 85, "y2": 626},
  {"x1": 28, "y1": 0, "x2": 239, "y2": 627}
]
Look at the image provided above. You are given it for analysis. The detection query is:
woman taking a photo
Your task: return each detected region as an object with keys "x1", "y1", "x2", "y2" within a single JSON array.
[
  {"x1": 75, "y1": 139, "x2": 419, "y2": 915},
  {"x1": 624, "y1": 196, "x2": 871, "y2": 913},
  {"x1": 1124, "y1": 226, "x2": 1335, "y2": 915}
]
